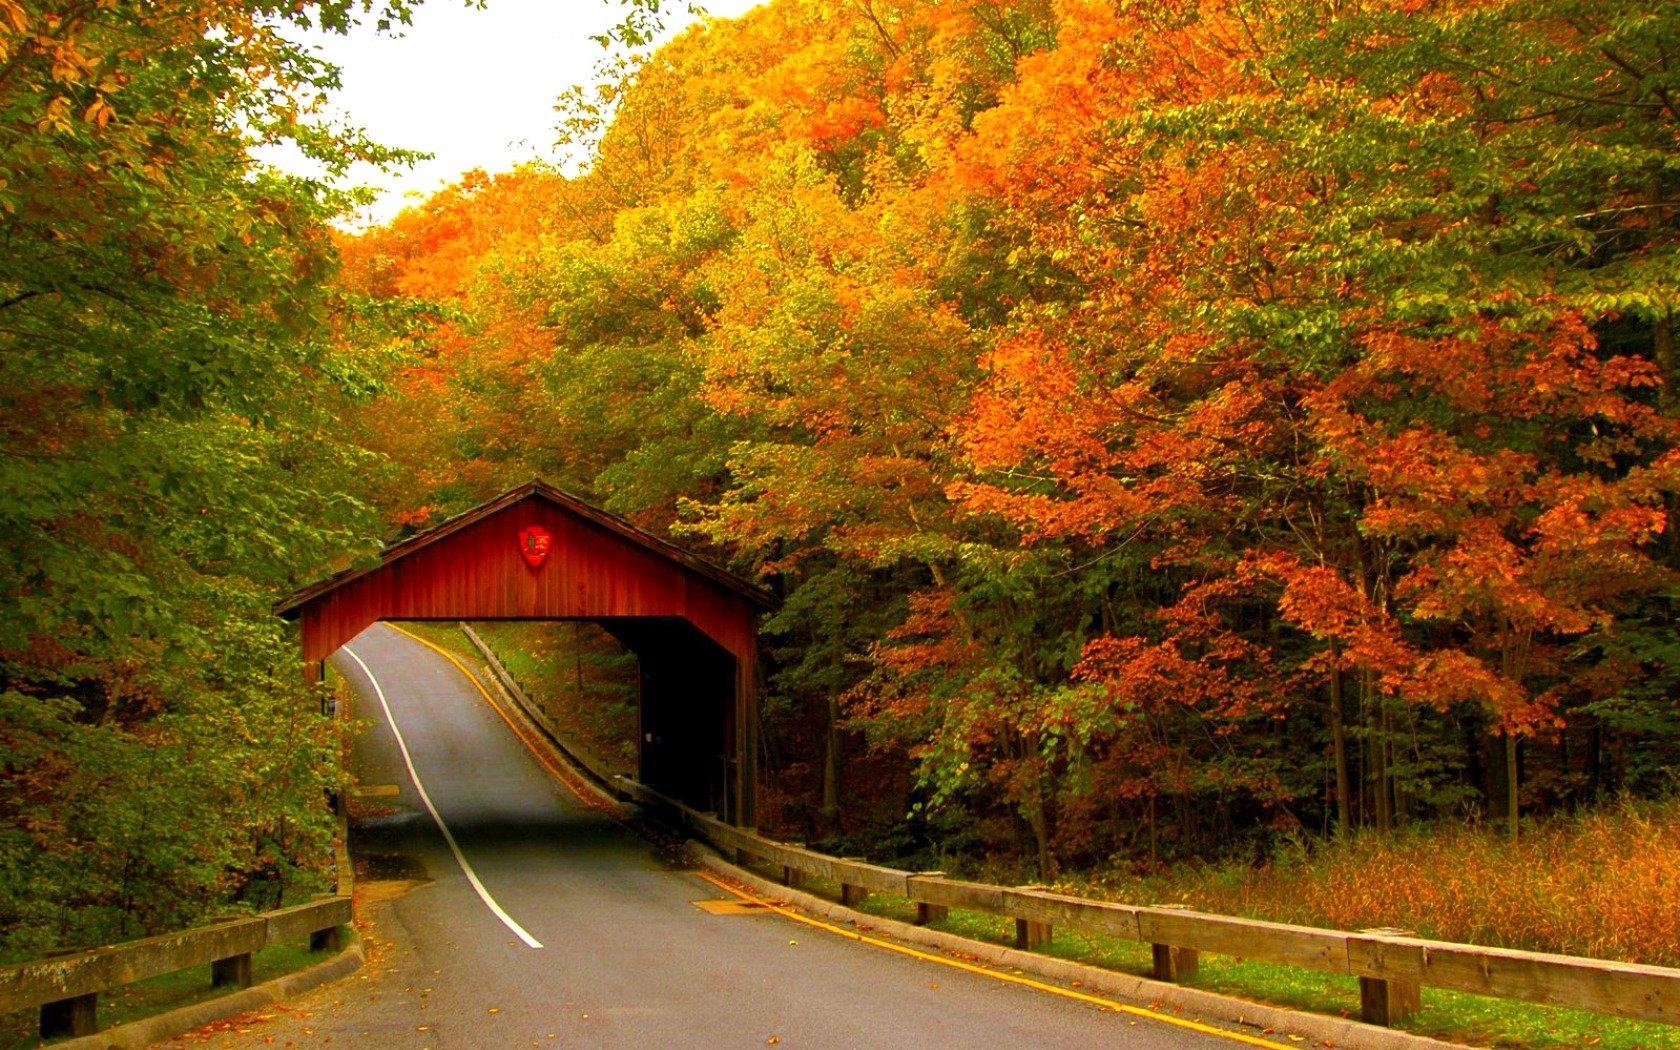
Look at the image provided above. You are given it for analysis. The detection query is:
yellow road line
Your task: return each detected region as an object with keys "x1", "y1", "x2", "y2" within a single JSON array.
[
  {"x1": 693, "y1": 871, "x2": 1296, "y2": 1049},
  {"x1": 381, "y1": 622, "x2": 616, "y2": 814}
]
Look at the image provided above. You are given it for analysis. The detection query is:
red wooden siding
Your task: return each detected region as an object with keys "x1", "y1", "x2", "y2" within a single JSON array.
[{"x1": 284, "y1": 487, "x2": 761, "y2": 666}]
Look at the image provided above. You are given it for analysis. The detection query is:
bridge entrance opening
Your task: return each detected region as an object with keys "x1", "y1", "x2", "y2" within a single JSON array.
[{"x1": 276, "y1": 481, "x2": 769, "y2": 825}]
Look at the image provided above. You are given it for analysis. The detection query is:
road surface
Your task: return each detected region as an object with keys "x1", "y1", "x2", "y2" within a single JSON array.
[{"x1": 204, "y1": 622, "x2": 1282, "y2": 1048}]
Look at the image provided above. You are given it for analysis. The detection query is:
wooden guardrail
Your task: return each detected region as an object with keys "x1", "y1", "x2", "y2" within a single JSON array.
[
  {"x1": 619, "y1": 779, "x2": 1680, "y2": 1030},
  {"x1": 0, "y1": 894, "x2": 351, "y2": 1040}
]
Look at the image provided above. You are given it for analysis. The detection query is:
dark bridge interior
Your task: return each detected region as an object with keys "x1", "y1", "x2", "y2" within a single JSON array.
[{"x1": 602, "y1": 618, "x2": 736, "y2": 816}]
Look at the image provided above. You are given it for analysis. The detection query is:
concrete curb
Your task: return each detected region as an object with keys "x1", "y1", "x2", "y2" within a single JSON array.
[
  {"x1": 690, "y1": 848, "x2": 1467, "y2": 1050},
  {"x1": 55, "y1": 934, "x2": 365, "y2": 1050}
]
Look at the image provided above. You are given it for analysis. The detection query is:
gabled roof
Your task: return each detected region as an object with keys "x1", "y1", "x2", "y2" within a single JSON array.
[{"x1": 274, "y1": 479, "x2": 773, "y2": 616}]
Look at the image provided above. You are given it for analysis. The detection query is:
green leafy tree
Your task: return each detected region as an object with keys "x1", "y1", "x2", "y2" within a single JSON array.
[{"x1": 0, "y1": 0, "x2": 420, "y2": 950}]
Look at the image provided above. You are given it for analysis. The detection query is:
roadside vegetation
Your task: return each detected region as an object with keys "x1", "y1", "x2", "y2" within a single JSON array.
[
  {"x1": 1068, "y1": 797, "x2": 1680, "y2": 969},
  {"x1": 469, "y1": 622, "x2": 639, "y2": 776},
  {"x1": 0, "y1": 0, "x2": 417, "y2": 956}
]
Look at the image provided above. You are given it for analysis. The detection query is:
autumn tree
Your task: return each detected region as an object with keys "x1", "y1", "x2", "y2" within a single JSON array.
[{"x1": 0, "y1": 0, "x2": 423, "y2": 949}]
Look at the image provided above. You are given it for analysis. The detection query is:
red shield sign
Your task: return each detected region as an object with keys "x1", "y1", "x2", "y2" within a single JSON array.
[{"x1": 518, "y1": 525, "x2": 552, "y2": 568}]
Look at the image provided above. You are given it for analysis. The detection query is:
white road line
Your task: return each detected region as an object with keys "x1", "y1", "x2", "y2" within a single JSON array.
[{"x1": 341, "y1": 641, "x2": 545, "y2": 950}]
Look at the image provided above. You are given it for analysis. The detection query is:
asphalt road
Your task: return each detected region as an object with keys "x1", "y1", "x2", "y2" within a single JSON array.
[{"x1": 204, "y1": 622, "x2": 1275, "y2": 1049}]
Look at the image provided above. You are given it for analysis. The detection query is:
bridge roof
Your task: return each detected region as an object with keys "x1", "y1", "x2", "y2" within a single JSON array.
[{"x1": 275, "y1": 479, "x2": 772, "y2": 617}]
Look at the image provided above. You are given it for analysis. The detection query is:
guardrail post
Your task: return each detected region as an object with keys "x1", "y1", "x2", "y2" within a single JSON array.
[
  {"x1": 1150, "y1": 905, "x2": 1198, "y2": 982},
  {"x1": 1151, "y1": 944, "x2": 1199, "y2": 983},
  {"x1": 840, "y1": 858, "x2": 869, "y2": 907},
  {"x1": 1013, "y1": 885, "x2": 1053, "y2": 949},
  {"x1": 912, "y1": 873, "x2": 948, "y2": 925},
  {"x1": 732, "y1": 830, "x2": 759, "y2": 868},
  {"x1": 211, "y1": 952, "x2": 254, "y2": 989},
  {"x1": 915, "y1": 902, "x2": 949, "y2": 925},
  {"x1": 1357, "y1": 929, "x2": 1420, "y2": 1025},
  {"x1": 40, "y1": 992, "x2": 97, "y2": 1039},
  {"x1": 1015, "y1": 919, "x2": 1053, "y2": 950},
  {"x1": 310, "y1": 925, "x2": 343, "y2": 952},
  {"x1": 778, "y1": 845, "x2": 807, "y2": 889}
]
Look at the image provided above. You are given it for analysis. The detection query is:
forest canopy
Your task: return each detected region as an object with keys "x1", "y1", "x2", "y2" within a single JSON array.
[{"x1": 339, "y1": 0, "x2": 1680, "y2": 878}]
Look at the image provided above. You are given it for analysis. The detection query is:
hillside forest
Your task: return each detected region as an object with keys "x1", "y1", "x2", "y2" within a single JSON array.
[{"x1": 4, "y1": 0, "x2": 1680, "y2": 961}]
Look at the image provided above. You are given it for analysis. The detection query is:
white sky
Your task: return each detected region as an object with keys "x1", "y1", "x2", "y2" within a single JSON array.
[{"x1": 268, "y1": 0, "x2": 762, "y2": 224}]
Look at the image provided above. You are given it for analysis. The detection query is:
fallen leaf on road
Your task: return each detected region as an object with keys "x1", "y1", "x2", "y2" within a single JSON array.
[{"x1": 766, "y1": 1037, "x2": 780, "y2": 1045}]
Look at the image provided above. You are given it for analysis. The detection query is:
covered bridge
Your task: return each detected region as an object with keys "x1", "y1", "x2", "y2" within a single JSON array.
[{"x1": 276, "y1": 480, "x2": 771, "y2": 825}]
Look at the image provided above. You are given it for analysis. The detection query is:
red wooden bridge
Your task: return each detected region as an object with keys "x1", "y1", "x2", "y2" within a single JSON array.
[{"x1": 275, "y1": 479, "x2": 771, "y2": 824}]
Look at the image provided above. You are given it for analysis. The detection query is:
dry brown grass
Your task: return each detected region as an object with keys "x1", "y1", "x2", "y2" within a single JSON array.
[{"x1": 1082, "y1": 798, "x2": 1680, "y2": 965}]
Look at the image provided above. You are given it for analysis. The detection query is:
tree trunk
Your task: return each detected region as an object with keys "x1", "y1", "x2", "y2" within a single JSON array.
[
  {"x1": 1025, "y1": 781, "x2": 1055, "y2": 880},
  {"x1": 1558, "y1": 727, "x2": 1571, "y2": 810},
  {"x1": 1373, "y1": 727, "x2": 1391, "y2": 835},
  {"x1": 1650, "y1": 169, "x2": 1674, "y2": 409},
  {"x1": 1655, "y1": 310, "x2": 1675, "y2": 409},
  {"x1": 1589, "y1": 719, "x2": 1603, "y2": 799},
  {"x1": 1505, "y1": 730, "x2": 1520, "y2": 841},
  {"x1": 1329, "y1": 659, "x2": 1351, "y2": 836},
  {"x1": 1369, "y1": 678, "x2": 1391, "y2": 835},
  {"x1": 1146, "y1": 792, "x2": 1159, "y2": 868},
  {"x1": 820, "y1": 693, "x2": 840, "y2": 832}
]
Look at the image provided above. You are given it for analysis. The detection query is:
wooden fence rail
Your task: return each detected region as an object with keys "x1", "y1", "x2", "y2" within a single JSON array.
[
  {"x1": 0, "y1": 894, "x2": 351, "y2": 1040},
  {"x1": 618, "y1": 778, "x2": 1679, "y2": 1030}
]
